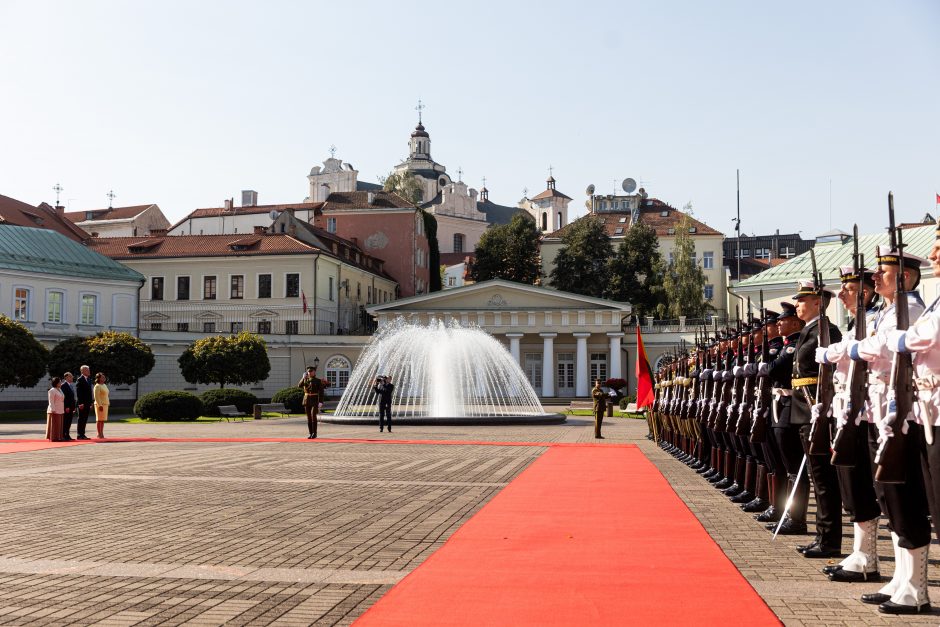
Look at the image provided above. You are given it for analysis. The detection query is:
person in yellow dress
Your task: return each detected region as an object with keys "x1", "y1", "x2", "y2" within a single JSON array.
[{"x1": 93, "y1": 372, "x2": 109, "y2": 439}]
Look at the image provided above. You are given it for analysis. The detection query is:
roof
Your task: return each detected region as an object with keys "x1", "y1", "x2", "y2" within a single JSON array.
[
  {"x1": 478, "y1": 200, "x2": 525, "y2": 226},
  {"x1": 440, "y1": 252, "x2": 475, "y2": 267},
  {"x1": 321, "y1": 191, "x2": 415, "y2": 211},
  {"x1": 63, "y1": 204, "x2": 154, "y2": 223},
  {"x1": 545, "y1": 198, "x2": 723, "y2": 239},
  {"x1": 168, "y1": 201, "x2": 324, "y2": 233},
  {"x1": 0, "y1": 224, "x2": 143, "y2": 282},
  {"x1": 735, "y1": 223, "x2": 938, "y2": 288},
  {"x1": 88, "y1": 233, "x2": 318, "y2": 260},
  {"x1": 286, "y1": 217, "x2": 397, "y2": 281},
  {"x1": 530, "y1": 188, "x2": 573, "y2": 201},
  {"x1": 0, "y1": 194, "x2": 91, "y2": 243},
  {"x1": 355, "y1": 181, "x2": 383, "y2": 192}
]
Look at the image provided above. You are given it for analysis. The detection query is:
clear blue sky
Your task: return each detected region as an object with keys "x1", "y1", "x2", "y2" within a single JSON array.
[{"x1": 2, "y1": 0, "x2": 938, "y2": 237}]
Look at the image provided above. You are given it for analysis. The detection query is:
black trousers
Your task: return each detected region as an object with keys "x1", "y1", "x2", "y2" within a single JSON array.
[
  {"x1": 62, "y1": 407, "x2": 74, "y2": 437},
  {"x1": 379, "y1": 402, "x2": 392, "y2": 431},
  {"x1": 835, "y1": 422, "x2": 881, "y2": 523},
  {"x1": 799, "y1": 423, "x2": 842, "y2": 548},
  {"x1": 774, "y1": 425, "x2": 809, "y2": 522},
  {"x1": 76, "y1": 404, "x2": 90, "y2": 437},
  {"x1": 920, "y1": 425, "x2": 940, "y2": 544},
  {"x1": 760, "y1": 416, "x2": 783, "y2": 475},
  {"x1": 869, "y1": 422, "x2": 930, "y2": 549}
]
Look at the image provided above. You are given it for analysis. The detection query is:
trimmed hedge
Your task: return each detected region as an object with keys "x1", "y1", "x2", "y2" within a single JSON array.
[
  {"x1": 199, "y1": 389, "x2": 258, "y2": 417},
  {"x1": 271, "y1": 387, "x2": 304, "y2": 414},
  {"x1": 134, "y1": 391, "x2": 202, "y2": 422}
]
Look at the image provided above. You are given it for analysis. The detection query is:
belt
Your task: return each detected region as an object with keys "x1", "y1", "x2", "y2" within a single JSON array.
[
  {"x1": 868, "y1": 372, "x2": 888, "y2": 385},
  {"x1": 791, "y1": 376, "x2": 818, "y2": 388},
  {"x1": 834, "y1": 383, "x2": 847, "y2": 394},
  {"x1": 915, "y1": 375, "x2": 940, "y2": 391}
]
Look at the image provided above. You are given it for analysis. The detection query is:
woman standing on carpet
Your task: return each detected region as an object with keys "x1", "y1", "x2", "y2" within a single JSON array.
[
  {"x1": 93, "y1": 372, "x2": 109, "y2": 439},
  {"x1": 45, "y1": 377, "x2": 65, "y2": 442}
]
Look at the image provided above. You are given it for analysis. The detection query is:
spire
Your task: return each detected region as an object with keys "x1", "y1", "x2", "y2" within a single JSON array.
[{"x1": 480, "y1": 176, "x2": 488, "y2": 202}]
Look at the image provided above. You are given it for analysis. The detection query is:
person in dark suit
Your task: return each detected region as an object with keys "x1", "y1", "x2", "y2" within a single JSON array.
[
  {"x1": 373, "y1": 376, "x2": 394, "y2": 433},
  {"x1": 790, "y1": 279, "x2": 843, "y2": 558},
  {"x1": 74, "y1": 365, "x2": 94, "y2": 440},
  {"x1": 61, "y1": 372, "x2": 76, "y2": 441},
  {"x1": 592, "y1": 379, "x2": 606, "y2": 439}
]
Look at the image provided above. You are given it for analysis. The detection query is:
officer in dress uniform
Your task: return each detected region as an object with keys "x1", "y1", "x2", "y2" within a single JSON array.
[
  {"x1": 298, "y1": 365, "x2": 324, "y2": 439},
  {"x1": 825, "y1": 244, "x2": 931, "y2": 614},
  {"x1": 790, "y1": 279, "x2": 843, "y2": 558},
  {"x1": 816, "y1": 266, "x2": 882, "y2": 582},
  {"x1": 743, "y1": 310, "x2": 782, "y2": 515}
]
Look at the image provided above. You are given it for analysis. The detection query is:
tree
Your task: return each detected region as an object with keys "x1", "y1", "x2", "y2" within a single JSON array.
[
  {"x1": 662, "y1": 209, "x2": 710, "y2": 318},
  {"x1": 471, "y1": 213, "x2": 541, "y2": 284},
  {"x1": 421, "y1": 209, "x2": 441, "y2": 292},
  {"x1": 0, "y1": 314, "x2": 49, "y2": 390},
  {"x1": 607, "y1": 221, "x2": 666, "y2": 315},
  {"x1": 549, "y1": 217, "x2": 613, "y2": 297},
  {"x1": 178, "y1": 332, "x2": 271, "y2": 388},
  {"x1": 382, "y1": 170, "x2": 424, "y2": 205},
  {"x1": 47, "y1": 331, "x2": 154, "y2": 385}
]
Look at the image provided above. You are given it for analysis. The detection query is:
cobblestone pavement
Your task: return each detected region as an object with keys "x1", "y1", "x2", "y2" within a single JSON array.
[{"x1": 2, "y1": 411, "x2": 938, "y2": 625}]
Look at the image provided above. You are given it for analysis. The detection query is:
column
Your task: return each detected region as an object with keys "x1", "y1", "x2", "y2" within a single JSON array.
[
  {"x1": 574, "y1": 332, "x2": 590, "y2": 397},
  {"x1": 607, "y1": 332, "x2": 624, "y2": 379},
  {"x1": 539, "y1": 332, "x2": 556, "y2": 397},
  {"x1": 506, "y1": 332, "x2": 523, "y2": 365}
]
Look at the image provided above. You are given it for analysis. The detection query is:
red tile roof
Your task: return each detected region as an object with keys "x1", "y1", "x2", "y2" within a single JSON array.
[
  {"x1": 63, "y1": 204, "x2": 155, "y2": 222},
  {"x1": 185, "y1": 202, "x2": 323, "y2": 220},
  {"x1": 321, "y1": 191, "x2": 415, "y2": 211},
  {"x1": 88, "y1": 233, "x2": 317, "y2": 259},
  {"x1": 0, "y1": 194, "x2": 91, "y2": 242},
  {"x1": 545, "y1": 198, "x2": 723, "y2": 239},
  {"x1": 439, "y1": 252, "x2": 475, "y2": 266}
]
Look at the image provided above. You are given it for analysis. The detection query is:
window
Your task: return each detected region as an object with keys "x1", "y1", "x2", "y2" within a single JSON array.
[
  {"x1": 80, "y1": 294, "x2": 97, "y2": 325},
  {"x1": 614, "y1": 227, "x2": 624, "y2": 234},
  {"x1": 203, "y1": 322, "x2": 216, "y2": 333},
  {"x1": 285, "y1": 273, "x2": 299, "y2": 298},
  {"x1": 755, "y1": 248, "x2": 771, "y2": 260},
  {"x1": 667, "y1": 228, "x2": 676, "y2": 235},
  {"x1": 14, "y1": 287, "x2": 29, "y2": 321},
  {"x1": 660, "y1": 210, "x2": 669, "y2": 217},
  {"x1": 231, "y1": 275, "x2": 244, "y2": 299},
  {"x1": 704, "y1": 284, "x2": 714, "y2": 300},
  {"x1": 688, "y1": 227, "x2": 697, "y2": 234},
  {"x1": 703, "y1": 251, "x2": 714, "y2": 269},
  {"x1": 258, "y1": 274, "x2": 272, "y2": 298},
  {"x1": 177, "y1": 323, "x2": 189, "y2": 332},
  {"x1": 327, "y1": 217, "x2": 337, "y2": 233},
  {"x1": 151, "y1": 277, "x2": 164, "y2": 300},
  {"x1": 541, "y1": 212, "x2": 547, "y2": 231},
  {"x1": 177, "y1": 276, "x2": 190, "y2": 300},
  {"x1": 618, "y1": 217, "x2": 627, "y2": 223},
  {"x1": 739, "y1": 249, "x2": 750, "y2": 259},
  {"x1": 416, "y1": 215, "x2": 424, "y2": 236},
  {"x1": 150, "y1": 322, "x2": 162, "y2": 331},
  {"x1": 356, "y1": 282, "x2": 361, "y2": 301},
  {"x1": 204, "y1": 276, "x2": 217, "y2": 300},
  {"x1": 47, "y1": 291, "x2": 63, "y2": 323},
  {"x1": 779, "y1": 246, "x2": 795, "y2": 259},
  {"x1": 328, "y1": 277, "x2": 334, "y2": 301},
  {"x1": 367, "y1": 286, "x2": 372, "y2": 303},
  {"x1": 524, "y1": 353, "x2": 542, "y2": 389},
  {"x1": 453, "y1": 233, "x2": 465, "y2": 253},
  {"x1": 326, "y1": 355, "x2": 351, "y2": 390},
  {"x1": 447, "y1": 276, "x2": 456, "y2": 287},
  {"x1": 590, "y1": 353, "x2": 608, "y2": 386},
  {"x1": 257, "y1": 321, "x2": 271, "y2": 334},
  {"x1": 285, "y1": 320, "x2": 299, "y2": 335},
  {"x1": 230, "y1": 322, "x2": 244, "y2": 333}
]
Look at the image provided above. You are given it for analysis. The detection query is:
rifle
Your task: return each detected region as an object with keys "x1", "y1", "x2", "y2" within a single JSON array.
[
  {"x1": 831, "y1": 226, "x2": 868, "y2": 465},
  {"x1": 807, "y1": 249, "x2": 836, "y2": 455},
  {"x1": 875, "y1": 193, "x2": 915, "y2": 483},
  {"x1": 751, "y1": 290, "x2": 771, "y2": 443},
  {"x1": 736, "y1": 296, "x2": 756, "y2": 435},
  {"x1": 727, "y1": 303, "x2": 745, "y2": 432}
]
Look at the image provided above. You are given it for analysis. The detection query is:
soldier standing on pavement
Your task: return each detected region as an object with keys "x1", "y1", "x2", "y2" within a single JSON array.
[{"x1": 299, "y1": 365, "x2": 324, "y2": 439}]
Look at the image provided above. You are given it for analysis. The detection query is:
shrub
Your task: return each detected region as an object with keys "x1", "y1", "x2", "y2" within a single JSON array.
[
  {"x1": 200, "y1": 388, "x2": 258, "y2": 417},
  {"x1": 134, "y1": 391, "x2": 202, "y2": 422},
  {"x1": 271, "y1": 387, "x2": 304, "y2": 414},
  {"x1": 619, "y1": 394, "x2": 638, "y2": 410}
]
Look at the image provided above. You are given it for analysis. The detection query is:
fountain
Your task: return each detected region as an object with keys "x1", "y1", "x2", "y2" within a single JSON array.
[{"x1": 324, "y1": 319, "x2": 565, "y2": 425}]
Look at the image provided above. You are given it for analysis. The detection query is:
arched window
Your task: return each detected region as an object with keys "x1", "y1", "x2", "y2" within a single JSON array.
[
  {"x1": 541, "y1": 212, "x2": 548, "y2": 231},
  {"x1": 326, "y1": 355, "x2": 352, "y2": 390},
  {"x1": 453, "y1": 233, "x2": 465, "y2": 253},
  {"x1": 654, "y1": 354, "x2": 671, "y2": 370},
  {"x1": 557, "y1": 211, "x2": 563, "y2": 229}
]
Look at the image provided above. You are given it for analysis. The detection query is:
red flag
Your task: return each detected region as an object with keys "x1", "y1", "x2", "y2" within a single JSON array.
[
  {"x1": 302, "y1": 290, "x2": 308, "y2": 314},
  {"x1": 635, "y1": 325, "x2": 655, "y2": 409}
]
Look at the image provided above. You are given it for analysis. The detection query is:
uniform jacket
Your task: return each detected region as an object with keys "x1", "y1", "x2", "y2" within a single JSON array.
[
  {"x1": 298, "y1": 375, "x2": 324, "y2": 406},
  {"x1": 592, "y1": 386, "x2": 606, "y2": 411},
  {"x1": 766, "y1": 333, "x2": 799, "y2": 426},
  {"x1": 890, "y1": 294, "x2": 940, "y2": 426},
  {"x1": 790, "y1": 319, "x2": 842, "y2": 425},
  {"x1": 62, "y1": 380, "x2": 75, "y2": 411}
]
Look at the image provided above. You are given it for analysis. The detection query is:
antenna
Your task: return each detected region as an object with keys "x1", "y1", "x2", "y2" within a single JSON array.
[
  {"x1": 269, "y1": 210, "x2": 280, "y2": 220},
  {"x1": 585, "y1": 184, "x2": 595, "y2": 195},
  {"x1": 622, "y1": 178, "x2": 637, "y2": 194}
]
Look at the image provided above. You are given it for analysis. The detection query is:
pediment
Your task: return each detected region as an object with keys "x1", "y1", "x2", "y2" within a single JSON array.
[{"x1": 249, "y1": 309, "x2": 279, "y2": 319}]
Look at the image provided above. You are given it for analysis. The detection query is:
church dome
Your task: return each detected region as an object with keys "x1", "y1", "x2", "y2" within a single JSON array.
[{"x1": 411, "y1": 122, "x2": 429, "y2": 138}]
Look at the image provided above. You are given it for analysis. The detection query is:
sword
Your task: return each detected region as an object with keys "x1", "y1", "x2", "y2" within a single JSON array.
[{"x1": 772, "y1": 454, "x2": 807, "y2": 541}]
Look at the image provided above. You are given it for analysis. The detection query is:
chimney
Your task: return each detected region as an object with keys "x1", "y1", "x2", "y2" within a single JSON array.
[
  {"x1": 351, "y1": 237, "x2": 358, "y2": 246},
  {"x1": 242, "y1": 190, "x2": 258, "y2": 207},
  {"x1": 90, "y1": 232, "x2": 100, "y2": 238},
  {"x1": 253, "y1": 225, "x2": 266, "y2": 235},
  {"x1": 224, "y1": 199, "x2": 233, "y2": 210},
  {"x1": 54, "y1": 204, "x2": 65, "y2": 216},
  {"x1": 149, "y1": 228, "x2": 168, "y2": 237},
  {"x1": 367, "y1": 192, "x2": 375, "y2": 205}
]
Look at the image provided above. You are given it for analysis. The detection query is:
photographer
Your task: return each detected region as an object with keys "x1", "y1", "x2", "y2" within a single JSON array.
[{"x1": 373, "y1": 375, "x2": 395, "y2": 433}]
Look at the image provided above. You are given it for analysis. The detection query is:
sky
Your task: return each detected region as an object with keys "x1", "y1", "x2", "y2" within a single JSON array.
[{"x1": 2, "y1": 0, "x2": 938, "y2": 238}]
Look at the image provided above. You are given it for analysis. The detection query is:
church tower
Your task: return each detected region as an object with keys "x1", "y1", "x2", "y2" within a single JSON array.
[
  {"x1": 394, "y1": 101, "x2": 450, "y2": 203},
  {"x1": 409, "y1": 122, "x2": 431, "y2": 159},
  {"x1": 520, "y1": 172, "x2": 572, "y2": 233}
]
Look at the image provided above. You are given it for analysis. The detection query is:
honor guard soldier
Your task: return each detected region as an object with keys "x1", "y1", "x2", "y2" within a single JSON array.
[
  {"x1": 743, "y1": 309, "x2": 781, "y2": 515},
  {"x1": 833, "y1": 244, "x2": 931, "y2": 614},
  {"x1": 299, "y1": 365, "x2": 324, "y2": 439}
]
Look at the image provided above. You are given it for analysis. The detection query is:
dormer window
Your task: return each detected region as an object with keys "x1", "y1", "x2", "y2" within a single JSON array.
[
  {"x1": 618, "y1": 217, "x2": 627, "y2": 223},
  {"x1": 688, "y1": 227, "x2": 697, "y2": 234},
  {"x1": 667, "y1": 228, "x2": 676, "y2": 235},
  {"x1": 660, "y1": 210, "x2": 669, "y2": 217},
  {"x1": 615, "y1": 227, "x2": 624, "y2": 234},
  {"x1": 85, "y1": 211, "x2": 95, "y2": 220}
]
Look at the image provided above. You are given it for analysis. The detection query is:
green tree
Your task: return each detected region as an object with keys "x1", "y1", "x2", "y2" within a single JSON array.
[
  {"x1": 47, "y1": 331, "x2": 154, "y2": 385},
  {"x1": 178, "y1": 332, "x2": 271, "y2": 388},
  {"x1": 607, "y1": 221, "x2": 666, "y2": 315},
  {"x1": 0, "y1": 314, "x2": 49, "y2": 390},
  {"x1": 662, "y1": 209, "x2": 710, "y2": 318},
  {"x1": 471, "y1": 213, "x2": 541, "y2": 284},
  {"x1": 421, "y1": 209, "x2": 441, "y2": 292},
  {"x1": 382, "y1": 170, "x2": 424, "y2": 205},
  {"x1": 549, "y1": 217, "x2": 612, "y2": 297}
]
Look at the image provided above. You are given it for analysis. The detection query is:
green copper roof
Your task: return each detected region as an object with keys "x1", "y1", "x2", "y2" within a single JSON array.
[
  {"x1": 736, "y1": 224, "x2": 937, "y2": 288},
  {"x1": 0, "y1": 225, "x2": 144, "y2": 283}
]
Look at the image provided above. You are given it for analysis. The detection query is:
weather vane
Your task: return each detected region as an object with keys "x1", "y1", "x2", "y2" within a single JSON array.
[
  {"x1": 415, "y1": 98, "x2": 425, "y2": 123},
  {"x1": 53, "y1": 183, "x2": 63, "y2": 206},
  {"x1": 107, "y1": 190, "x2": 116, "y2": 209}
]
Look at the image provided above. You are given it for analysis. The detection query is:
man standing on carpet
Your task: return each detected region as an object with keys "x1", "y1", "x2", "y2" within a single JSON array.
[
  {"x1": 299, "y1": 365, "x2": 324, "y2": 439},
  {"x1": 74, "y1": 365, "x2": 93, "y2": 441},
  {"x1": 592, "y1": 379, "x2": 606, "y2": 439}
]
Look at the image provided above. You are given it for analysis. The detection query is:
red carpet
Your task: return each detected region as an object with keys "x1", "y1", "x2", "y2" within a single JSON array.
[
  {"x1": 0, "y1": 437, "x2": 633, "y2": 449},
  {"x1": 0, "y1": 441, "x2": 85, "y2": 454},
  {"x1": 354, "y1": 447, "x2": 779, "y2": 627}
]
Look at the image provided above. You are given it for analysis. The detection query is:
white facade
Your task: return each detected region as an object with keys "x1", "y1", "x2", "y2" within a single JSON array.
[
  {"x1": 305, "y1": 157, "x2": 361, "y2": 203},
  {"x1": 169, "y1": 204, "x2": 320, "y2": 236},
  {"x1": 72, "y1": 205, "x2": 171, "y2": 238}
]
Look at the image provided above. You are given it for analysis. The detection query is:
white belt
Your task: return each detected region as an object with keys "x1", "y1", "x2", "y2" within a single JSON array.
[
  {"x1": 834, "y1": 383, "x2": 847, "y2": 394},
  {"x1": 868, "y1": 372, "x2": 888, "y2": 385},
  {"x1": 915, "y1": 375, "x2": 940, "y2": 391}
]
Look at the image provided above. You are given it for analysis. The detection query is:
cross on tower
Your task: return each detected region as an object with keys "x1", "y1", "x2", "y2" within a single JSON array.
[
  {"x1": 523, "y1": 186, "x2": 529, "y2": 198},
  {"x1": 329, "y1": 144, "x2": 337, "y2": 158},
  {"x1": 53, "y1": 183, "x2": 63, "y2": 206},
  {"x1": 548, "y1": 165, "x2": 554, "y2": 177},
  {"x1": 415, "y1": 98, "x2": 425, "y2": 123},
  {"x1": 481, "y1": 176, "x2": 487, "y2": 188},
  {"x1": 107, "y1": 190, "x2": 116, "y2": 209}
]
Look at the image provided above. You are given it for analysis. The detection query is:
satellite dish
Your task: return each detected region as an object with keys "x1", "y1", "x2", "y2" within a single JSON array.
[
  {"x1": 622, "y1": 178, "x2": 637, "y2": 194},
  {"x1": 585, "y1": 184, "x2": 595, "y2": 195},
  {"x1": 269, "y1": 210, "x2": 280, "y2": 220}
]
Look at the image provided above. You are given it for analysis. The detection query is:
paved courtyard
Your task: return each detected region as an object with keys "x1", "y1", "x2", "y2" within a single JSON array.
[{"x1": 1, "y1": 412, "x2": 938, "y2": 625}]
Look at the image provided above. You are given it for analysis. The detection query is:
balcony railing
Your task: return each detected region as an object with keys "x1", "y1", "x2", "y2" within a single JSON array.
[
  {"x1": 622, "y1": 313, "x2": 731, "y2": 334},
  {"x1": 139, "y1": 301, "x2": 377, "y2": 336}
]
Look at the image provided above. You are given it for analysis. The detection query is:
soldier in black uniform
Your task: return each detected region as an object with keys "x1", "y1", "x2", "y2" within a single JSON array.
[
  {"x1": 742, "y1": 310, "x2": 780, "y2": 514},
  {"x1": 790, "y1": 279, "x2": 843, "y2": 557}
]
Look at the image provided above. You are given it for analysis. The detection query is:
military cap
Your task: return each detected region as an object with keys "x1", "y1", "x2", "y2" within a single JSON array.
[
  {"x1": 791, "y1": 278, "x2": 835, "y2": 299},
  {"x1": 761, "y1": 308, "x2": 779, "y2": 323},
  {"x1": 838, "y1": 265, "x2": 875, "y2": 285},
  {"x1": 776, "y1": 302, "x2": 797, "y2": 320},
  {"x1": 874, "y1": 244, "x2": 926, "y2": 270}
]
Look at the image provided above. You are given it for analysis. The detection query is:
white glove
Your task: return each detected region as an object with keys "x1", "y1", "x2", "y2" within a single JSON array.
[
  {"x1": 744, "y1": 363, "x2": 758, "y2": 376},
  {"x1": 733, "y1": 365, "x2": 744, "y2": 378},
  {"x1": 810, "y1": 402, "x2": 823, "y2": 424},
  {"x1": 712, "y1": 371, "x2": 722, "y2": 381},
  {"x1": 814, "y1": 347, "x2": 829, "y2": 364},
  {"x1": 726, "y1": 404, "x2": 735, "y2": 418},
  {"x1": 757, "y1": 362, "x2": 770, "y2": 377},
  {"x1": 699, "y1": 369, "x2": 713, "y2": 381}
]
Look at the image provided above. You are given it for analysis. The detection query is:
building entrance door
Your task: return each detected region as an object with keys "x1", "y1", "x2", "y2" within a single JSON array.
[
  {"x1": 524, "y1": 353, "x2": 542, "y2": 391},
  {"x1": 556, "y1": 352, "x2": 575, "y2": 396}
]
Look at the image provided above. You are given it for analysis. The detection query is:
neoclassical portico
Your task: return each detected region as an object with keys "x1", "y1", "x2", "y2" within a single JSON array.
[{"x1": 367, "y1": 280, "x2": 631, "y2": 398}]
